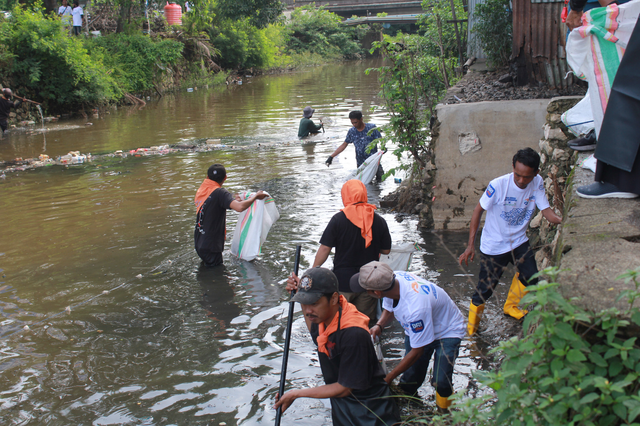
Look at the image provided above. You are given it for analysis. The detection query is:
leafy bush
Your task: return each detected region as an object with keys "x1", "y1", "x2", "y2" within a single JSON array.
[
  {"x1": 209, "y1": 18, "x2": 280, "y2": 69},
  {"x1": 0, "y1": 4, "x2": 120, "y2": 110},
  {"x1": 86, "y1": 33, "x2": 183, "y2": 94},
  {"x1": 445, "y1": 267, "x2": 640, "y2": 426},
  {"x1": 473, "y1": 0, "x2": 512, "y2": 67},
  {"x1": 285, "y1": 5, "x2": 366, "y2": 60},
  {"x1": 369, "y1": 34, "x2": 455, "y2": 175},
  {"x1": 419, "y1": 0, "x2": 467, "y2": 61}
]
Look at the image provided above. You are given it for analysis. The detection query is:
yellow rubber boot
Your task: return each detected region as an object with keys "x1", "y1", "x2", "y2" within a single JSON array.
[
  {"x1": 436, "y1": 391, "x2": 452, "y2": 412},
  {"x1": 503, "y1": 273, "x2": 528, "y2": 320},
  {"x1": 467, "y1": 301, "x2": 485, "y2": 336}
]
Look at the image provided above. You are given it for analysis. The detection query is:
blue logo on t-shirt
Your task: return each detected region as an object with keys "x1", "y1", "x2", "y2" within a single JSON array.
[
  {"x1": 486, "y1": 184, "x2": 495, "y2": 198},
  {"x1": 410, "y1": 320, "x2": 424, "y2": 333}
]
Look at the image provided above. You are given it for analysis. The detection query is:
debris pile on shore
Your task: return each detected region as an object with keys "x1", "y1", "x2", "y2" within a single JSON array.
[{"x1": 442, "y1": 68, "x2": 587, "y2": 104}]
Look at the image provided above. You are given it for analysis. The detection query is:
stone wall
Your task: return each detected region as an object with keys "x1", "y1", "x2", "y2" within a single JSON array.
[{"x1": 529, "y1": 96, "x2": 582, "y2": 269}]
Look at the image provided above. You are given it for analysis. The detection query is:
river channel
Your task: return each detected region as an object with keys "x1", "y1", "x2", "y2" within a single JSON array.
[{"x1": 0, "y1": 60, "x2": 518, "y2": 425}]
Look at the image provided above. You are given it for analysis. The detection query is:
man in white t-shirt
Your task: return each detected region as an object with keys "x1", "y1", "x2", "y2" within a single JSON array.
[
  {"x1": 58, "y1": 0, "x2": 72, "y2": 26},
  {"x1": 351, "y1": 261, "x2": 466, "y2": 412},
  {"x1": 71, "y1": 1, "x2": 83, "y2": 36},
  {"x1": 458, "y1": 148, "x2": 562, "y2": 335}
]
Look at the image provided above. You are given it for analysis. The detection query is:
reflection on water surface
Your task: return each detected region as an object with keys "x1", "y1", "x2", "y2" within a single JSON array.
[{"x1": 0, "y1": 60, "x2": 514, "y2": 425}]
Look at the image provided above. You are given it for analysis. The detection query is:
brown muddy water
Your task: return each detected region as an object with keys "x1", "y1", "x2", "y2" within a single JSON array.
[{"x1": 0, "y1": 60, "x2": 519, "y2": 425}]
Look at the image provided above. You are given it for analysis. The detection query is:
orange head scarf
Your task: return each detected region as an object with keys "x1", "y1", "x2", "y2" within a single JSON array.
[
  {"x1": 194, "y1": 178, "x2": 221, "y2": 213},
  {"x1": 340, "y1": 179, "x2": 376, "y2": 248},
  {"x1": 317, "y1": 295, "x2": 370, "y2": 356}
]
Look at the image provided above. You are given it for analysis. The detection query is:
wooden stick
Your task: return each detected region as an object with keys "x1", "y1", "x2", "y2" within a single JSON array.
[{"x1": 13, "y1": 95, "x2": 42, "y2": 106}]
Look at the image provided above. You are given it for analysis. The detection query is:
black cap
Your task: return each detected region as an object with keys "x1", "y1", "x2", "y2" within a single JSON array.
[{"x1": 291, "y1": 267, "x2": 339, "y2": 305}]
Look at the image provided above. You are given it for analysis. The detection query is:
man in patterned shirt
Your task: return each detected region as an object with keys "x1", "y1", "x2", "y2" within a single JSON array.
[
  {"x1": 458, "y1": 148, "x2": 562, "y2": 334},
  {"x1": 325, "y1": 110, "x2": 384, "y2": 181}
]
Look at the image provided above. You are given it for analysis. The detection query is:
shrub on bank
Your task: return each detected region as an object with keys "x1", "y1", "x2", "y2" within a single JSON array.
[
  {"x1": 441, "y1": 267, "x2": 640, "y2": 426},
  {"x1": 86, "y1": 34, "x2": 184, "y2": 94},
  {"x1": 285, "y1": 5, "x2": 367, "y2": 60},
  {"x1": 0, "y1": 4, "x2": 121, "y2": 109},
  {"x1": 473, "y1": 0, "x2": 512, "y2": 67}
]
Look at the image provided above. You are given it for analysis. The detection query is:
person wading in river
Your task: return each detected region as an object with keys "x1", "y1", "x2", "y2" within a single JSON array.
[
  {"x1": 325, "y1": 110, "x2": 384, "y2": 181},
  {"x1": 303, "y1": 179, "x2": 391, "y2": 326},
  {"x1": 298, "y1": 106, "x2": 323, "y2": 138},
  {"x1": 458, "y1": 148, "x2": 562, "y2": 335},
  {"x1": 276, "y1": 267, "x2": 400, "y2": 425},
  {"x1": 0, "y1": 89, "x2": 21, "y2": 137},
  {"x1": 194, "y1": 164, "x2": 267, "y2": 267},
  {"x1": 351, "y1": 261, "x2": 466, "y2": 412}
]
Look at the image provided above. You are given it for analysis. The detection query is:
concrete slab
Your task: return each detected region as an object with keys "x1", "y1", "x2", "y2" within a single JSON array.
[
  {"x1": 432, "y1": 99, "x2": 551, "y2": 230},
  {"x1": 558, "y1": 153, "x2": 640, "y2": 313}
]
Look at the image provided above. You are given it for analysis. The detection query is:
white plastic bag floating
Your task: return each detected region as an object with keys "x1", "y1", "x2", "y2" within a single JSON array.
[
  {"x1": 230, "y1": 191, "x2": 280, "y2": 261},
  {"x1": 352, "y1": 150, "x2": 384, "y2": 184},
  {"x1": 379, "y1": 242, "x2": 419, "y2": 271},
  {"x1": 561, "y1": 93, "x2": 595, "y2": 137}
]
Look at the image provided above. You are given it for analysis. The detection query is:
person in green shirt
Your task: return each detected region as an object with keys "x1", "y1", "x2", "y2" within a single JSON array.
[{"x1": 298, "y1": 106, "x2": 323, "y2": 138}]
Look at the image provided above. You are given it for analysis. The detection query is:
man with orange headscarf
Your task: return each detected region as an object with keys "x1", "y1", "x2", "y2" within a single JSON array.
[
  {"x1": 194, "y1": 164, "x2": 267, "y2": 267},
  {"x1": 311, "y1": 179, "x2": 392, "y2": 324}
]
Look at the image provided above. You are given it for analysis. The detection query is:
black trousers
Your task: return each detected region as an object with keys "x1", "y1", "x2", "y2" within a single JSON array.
[
  {"x1": 471, "y1": 241, "x2": 538, "y2": 306},
  {"x1": 196, "y1": 249, "x2": 223, "y2": 267}
]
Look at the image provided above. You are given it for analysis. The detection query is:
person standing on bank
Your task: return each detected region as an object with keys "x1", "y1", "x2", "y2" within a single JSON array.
[
  {"x1": 0, "y1": 89, "x2": 21, "y2": 137},
  {"x1": 458, "y1": 148, "x2": 562, "y2": 335},
  {"x1": 308, "y1": 179, "x2": 392, "y2": 326},
  {"x1": 71, "y1": 1, "x2": 84, "y2": 36},
  {"x1": 276, "y1": 267, "x2": 401, "y2": 425},
  {"x1": 194, "y1": 164, "x2": 267, "y2": 267},
  {"x1": 350, "y1": 261, "x2": 466, "y2": 412},
  {"x1": 58, "y1": 0, "x2": 73, "y2": 28},
  {"x1": 325, "y1": 110, "x2": 384, "y2": 181},
  {"x1": 298, "y1": 106, "x2": 323, "y2": 138}
]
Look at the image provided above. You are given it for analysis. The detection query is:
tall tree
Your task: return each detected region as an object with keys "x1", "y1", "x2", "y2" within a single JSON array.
[{"x1": 216, "y1": 0, "x2": 283, "y2": 29}]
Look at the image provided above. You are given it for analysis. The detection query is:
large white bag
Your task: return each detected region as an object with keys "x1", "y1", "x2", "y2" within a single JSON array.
[
  {"x1": 230, "y1": 191, "x2": 279, "y2": 261},
  {"x1": 561, "y1": 93, "x2": 595, "y2": 137},
  {"x1": 566, "y1": 1, "x2": 640, "y2": 137},
  {"x1": 353, "y1": 151, "x2": 384, "y2": 184},
  {"x1": 379, "y1": 242, "x2": 419, "y2": 271}
]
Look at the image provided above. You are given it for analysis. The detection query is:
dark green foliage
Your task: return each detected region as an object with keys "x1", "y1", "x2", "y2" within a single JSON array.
[
  {"x1": 87, "y1": 34, "x2": 183, "y2": 93},
  {"x1": 216, "y1": 0, "x2": 284, "y2": 29},
  {"x1": 473, "y1": 0, "x2": 512, "y2": 67},
  {"x1": 285, "y1": 5, "x2": 366, "y2": 60},
  {"x1": 0, "y1": 4, "x2": 120, "y2": 109},
  {"x1": 418, "y1": 0, "x2": 467, "y2": 61},
  {"x1": 209, "y1": 18, "x2": 279, "y2": 69},
  {"x1": 0, "y1": 0, "x2": 18, "y2": 11},
  {"x1": 369, "y1": 34, "x2": 456, "y2": 175},
  {"x1": 444, "y1": 267, "x2": 640, "y2": 426}
]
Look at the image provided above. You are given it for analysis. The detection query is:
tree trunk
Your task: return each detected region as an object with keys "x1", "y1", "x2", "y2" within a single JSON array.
[
  {"x1": 116, "y1": 1, "x2": 132, "y2": 33},
  {"x1": 43, "y1": 0, "x2": 58, "y2": 14}
]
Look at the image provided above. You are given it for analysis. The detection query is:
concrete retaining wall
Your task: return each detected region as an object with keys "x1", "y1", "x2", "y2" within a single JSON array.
[{"x1": 431, "y1": 99, "x2": 551, "y2": 230}]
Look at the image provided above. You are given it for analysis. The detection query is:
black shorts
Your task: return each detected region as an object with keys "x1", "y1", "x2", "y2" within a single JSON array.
[{"x1": 0, "y1": 121, "x2": 7, "y2": 133}]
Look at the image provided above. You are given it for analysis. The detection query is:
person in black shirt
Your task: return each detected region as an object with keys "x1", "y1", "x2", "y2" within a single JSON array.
[
  {"x1": 194, "y1": 164, "x2": 267, "y2": 267},
  {"x1": 277, "y1": 267, "x2": 400, "y2": 425},
  {"x1": 0, "y1": 89, "x2": 21, "y2": 136},
  {"x1": 311, "y1": 180, "x2": 392, "y2": 325}
]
